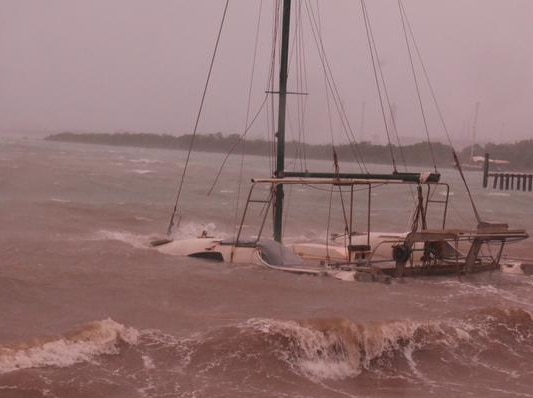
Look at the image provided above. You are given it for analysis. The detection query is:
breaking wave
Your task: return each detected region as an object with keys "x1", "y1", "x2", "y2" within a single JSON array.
[
  {"x1": 90, "y1": 230, "x2": 154, "y2": 249},
  {"x1": 128, "y1": 158, "x2": 162, "y2": 164},
  {"x1": 183, "y1": 307, "x2": 533, "y2": 383},
  {"x1": 0, "y1": 319, "x2": 139, "y2": 374},
  {"x1": 86, "y1": 223, "x2": 229, "y2": 250},
  {"x1": 49, "y1": 198, "x2": 71, "y2": 203},
  {"x1": 2, "y1": 307, "x2": 532, "y2": 395},
  {"x1": 130, "y1": 169, "x2": 153, "y2": 174},
  {"x1": 245, "y1": 317, "x2": 423, "y2": 380},
  {"x1": 170, "y1": 221, "x2": 228, "y2": 240}
]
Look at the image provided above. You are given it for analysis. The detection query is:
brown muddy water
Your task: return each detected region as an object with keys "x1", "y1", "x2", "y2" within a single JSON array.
[{"x1": 1, "y1": 137, "x2": 533, "y2": 397}]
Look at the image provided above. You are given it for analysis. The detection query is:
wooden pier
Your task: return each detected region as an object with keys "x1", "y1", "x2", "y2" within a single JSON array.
[{"x1": 482, "y1": 153, "x2": 533, "y2": 192}]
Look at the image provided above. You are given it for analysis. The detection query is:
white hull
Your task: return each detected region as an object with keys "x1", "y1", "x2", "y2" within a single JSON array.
[
  {"x1": 156, "y1": 238, "x2": 266, "y2": 265},
  {"x1": 154, "y1": 223, "x2": 529, "y2": 280},
  {"x1": 155, "y1": 236, "x2": 394, "y2": 282},
  {"x1": 155, "y1": 233, "x2": 407, "y2": 267}
]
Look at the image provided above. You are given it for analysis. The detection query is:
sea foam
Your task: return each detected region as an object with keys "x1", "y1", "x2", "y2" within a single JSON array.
[
  {"x1": 243, "y1": 308, "x2": 533, "y2": 382},
  {"x1": 131, "y1": 169, "x2": 153, "y2": 174},
  {"x1": 0, "y1": 319, "x2": 139, "y2": 374},
  {"x1": 91, "y1": 230, "x2": 154, "y2": 249},
  {"x1": 246, "y1": 318, "x2": 425, "y2": 380}
]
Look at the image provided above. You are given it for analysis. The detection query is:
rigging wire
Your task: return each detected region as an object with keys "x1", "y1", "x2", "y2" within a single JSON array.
[
  {"x1": 399, "y1": 0, "x2": 483, "y2": 224},
  {"x1": 398, "y1": 0, "x2": 454, "y2": 149},
  {"x1": 305, "y1": 1, "x2": 364, "y2": 169},
  {"x1": 316, "y1": 0, "x2": 336, "y2": 149},
  {"x1": 360, "y1": 1, "x2": 412, "y2": 176},
  {"x1": 283, "y1": 1, "x2": 305, "y2": 171},
  {"x1": 396, "y1": 0, "x2": 437, "y2": 173},
  {"x1": 453, "y1": 151, "x2": 482, "y2": 223},
  {"x1": 231, "y1": 0, "x2": 265, "y2": 233},
  {"x1": 206, "y1": 95, "x2": 269, "y2": 196},
  {"x1": 316, "y1": 0, "x2": 339, "y2": 252},
  {"x1": 358, "y1": 1, "x2": 416, "y2": 200},
  {"x1": 295, "y1": 1, "x2": 309, "y2": 171},
  {"x1": 166, "y1": 0, "x2": 230, "y2": 237},
  {"x1": 304, "y1": 0, "x2": 369, "y2": 173},
  {"x1": 325, "y1": 169, "x2": 335, "y2": 261},
  {"x1": 360, "y1": 0, "x2": 398, "y2": 172},
  {"x1": 333, "y1": 149, "x2": 351, "y2": 239}
]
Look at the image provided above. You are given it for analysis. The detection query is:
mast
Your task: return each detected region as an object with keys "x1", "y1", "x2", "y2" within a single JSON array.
[
  {"x1": 470, "y1": 101, "x2": 480, "y2": 159},
  {"x1": 270, "y1": 0, "x2": 440, "y2": 243},
  {"x1": 273, "y1": 0, "x2": 291, "y2": 243}
]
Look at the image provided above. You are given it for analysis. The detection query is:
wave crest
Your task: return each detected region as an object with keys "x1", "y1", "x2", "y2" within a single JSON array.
[
  {"x1": 0, "y1": 319, "x2": 139, "y2": 374},
  {"x1": 245, "y1": 307, "x2": 533, "y2": 381},
  {"x1": 246, "y1": 318, "x2": 425, "y2": 380}
]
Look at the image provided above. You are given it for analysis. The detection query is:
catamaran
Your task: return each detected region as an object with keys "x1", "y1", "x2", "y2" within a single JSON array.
[{"x1": 154, "y1": 1, "x2": 528, "y2": 280}]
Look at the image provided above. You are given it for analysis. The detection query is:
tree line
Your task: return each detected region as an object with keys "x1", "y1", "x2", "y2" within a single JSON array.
[{"x1": 45, "y1": 132, "x2": 532, "y2": 170}]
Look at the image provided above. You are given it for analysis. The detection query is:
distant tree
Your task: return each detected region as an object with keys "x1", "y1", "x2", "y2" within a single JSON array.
[{"x1": 44, "y1": 132, "x2": 533, "y2": 170}]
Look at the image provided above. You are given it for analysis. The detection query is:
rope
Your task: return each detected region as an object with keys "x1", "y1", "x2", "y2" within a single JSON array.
[{"x1": 166, "y1": 0, "x2": 230, "y2": 236}]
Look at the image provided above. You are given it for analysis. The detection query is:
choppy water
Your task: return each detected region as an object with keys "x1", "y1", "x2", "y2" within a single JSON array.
[{"x1": 1, "y1": 137, "x2": 533, "y2": 397}]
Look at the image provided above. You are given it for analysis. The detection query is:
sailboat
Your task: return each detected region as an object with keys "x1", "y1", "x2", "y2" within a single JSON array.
[
  {"x1": 459, "y1": 103, "x2": 511, "y2": 171},
  {"x1": 154, "y1": 1, "x2": 528, "y2": 280}
]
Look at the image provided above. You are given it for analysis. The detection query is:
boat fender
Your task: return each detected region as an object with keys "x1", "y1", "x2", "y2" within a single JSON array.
[{"x1": 392, "y1": 244, "x2": 411, "y2": 263}]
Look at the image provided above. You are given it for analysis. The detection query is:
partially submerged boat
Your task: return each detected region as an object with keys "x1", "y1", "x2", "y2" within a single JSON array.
[
  {"x1": 156, "y1": 175, "x2": 528, "y2": 280},
  {"x1": 154, "y1": 1, "x2": 528, "y2": 280}
]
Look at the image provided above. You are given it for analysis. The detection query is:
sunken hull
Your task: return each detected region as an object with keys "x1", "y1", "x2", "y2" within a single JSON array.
[
  {"x1": 154, "y1": 223, "x2": 528, "y2": 281},
  {"x1": 156, "y1": 177, "x2": 528, "y2": 281}
]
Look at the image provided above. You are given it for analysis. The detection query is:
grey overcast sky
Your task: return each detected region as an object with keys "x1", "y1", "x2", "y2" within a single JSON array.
[{"x1": 0, "y1": 1, "x2": 531, "y2": 146}]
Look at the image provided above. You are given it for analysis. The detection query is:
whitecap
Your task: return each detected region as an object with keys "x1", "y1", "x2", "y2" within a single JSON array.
[
  {"x1": 49, "y1": 198, "x2": 71, "y2": 203},
  {"x1": 141, "y1": 355, "x2": 155, "y2": 369},
  {"x1": 129, "y1": 158, "x2": 161, "y2": 164},
  {"x1": 170, "y1": 222, "x2": 226, "y2": 240},
  {"x1": 242, "y1": 316, "x2": 490, "y2": 383},
  {"x1": 244, "y1": 318, "x2": 425, "y2": 381},
  {"x1": 0, "y1": 319, "x2": 139, "y2": 374},
  {"x1": 90, "y1": 230, "x2": 153, "y2": 249}
]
